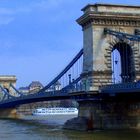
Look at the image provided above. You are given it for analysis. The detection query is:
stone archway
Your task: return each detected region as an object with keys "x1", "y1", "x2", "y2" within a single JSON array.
[
  {"x1": 104, "y1": 38, "x2": 138, "y2": 84},
  {"x1": 111, "y1": 42, "x2": 135, "y2": 83}
]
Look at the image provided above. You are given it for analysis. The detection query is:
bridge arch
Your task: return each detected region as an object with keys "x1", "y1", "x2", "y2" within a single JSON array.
[{"x1": 111, "y1": 42, "x2": 135, "y2": 83}]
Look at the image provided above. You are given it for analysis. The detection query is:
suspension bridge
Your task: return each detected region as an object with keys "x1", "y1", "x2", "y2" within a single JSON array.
[
  {"x1": 1, "y1": 28, "x2": 140, "y2": 107},
  {"x1": 0, "y1": 3, "x2": 140, "y2": 130}
]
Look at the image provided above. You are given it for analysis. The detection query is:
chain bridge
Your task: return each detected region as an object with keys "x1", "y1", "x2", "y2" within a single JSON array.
[{"x1": 1, "y1": 3, "x2": 140, "y2": 130}]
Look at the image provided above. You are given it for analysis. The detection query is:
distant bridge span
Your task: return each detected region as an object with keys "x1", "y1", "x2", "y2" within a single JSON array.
[{"x1": 0, "y1": 91, "x2": 70, "y2": 108}]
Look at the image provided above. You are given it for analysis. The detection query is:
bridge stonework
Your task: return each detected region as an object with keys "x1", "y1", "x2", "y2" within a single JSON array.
[
  {"x1": 0, "y1": 75, "x2": 17, "y2": 95},
  {"x1": 0, "y1": 76, "x2": 18, "y2": 119},
  {"x1": 64, "y1": 4, "x2": 140, "y2": 130},
  {"x1": 77, "y1": 4, "x2": 140, "y2": 90}
]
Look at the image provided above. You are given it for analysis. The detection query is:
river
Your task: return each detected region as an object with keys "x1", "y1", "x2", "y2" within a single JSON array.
[{"x1": 0, "y1": 115, "x2": 140, "y2": 140}]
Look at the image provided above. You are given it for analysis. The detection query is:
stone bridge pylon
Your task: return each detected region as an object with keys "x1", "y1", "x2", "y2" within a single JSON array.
[
  {"x1": 63, "y1": 3, "x2": 140, "y2": 130},
  {"x1": 77, "y1": 3, "x2": 140, "y2": 91},
  {"x1": 0, "y1": 75, "x2": 17, "y2": 96}
]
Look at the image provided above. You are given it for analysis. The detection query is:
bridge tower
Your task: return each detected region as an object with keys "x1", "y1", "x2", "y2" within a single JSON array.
[
  {"x1": 64, "y1": 4, "x2": 140, "y2": 130},
  {"x1": 0, "y1": 75, "x2": 17, "y2": 95},
  {"x1": 0, "y1": 75, "x2": 18, "y2": 119},
  {"x1": 77, "y1": 3, "x2": 140, "y2": 91}
]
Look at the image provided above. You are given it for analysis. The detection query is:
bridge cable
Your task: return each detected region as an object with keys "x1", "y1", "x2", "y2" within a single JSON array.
[
  {"x1": 10, "y1": 83, "x2": 23, "y2": 97},
  {"x1": 117, "y1": 39, "x2": 120, "y2": 83},
  {"x1": 112, "y1": 41, "x2": 115, "y2": 84},
  {"x1": 38, "y1": 49, "x2": 83, "y2": 93}
]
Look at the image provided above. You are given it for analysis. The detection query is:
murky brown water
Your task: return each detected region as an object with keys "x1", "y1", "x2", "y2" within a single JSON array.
[{"x1": 0, "y1": 115, "x2": 140, "y2": 140}]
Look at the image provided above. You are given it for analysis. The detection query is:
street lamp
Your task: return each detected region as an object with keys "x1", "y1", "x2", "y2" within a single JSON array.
[{"x1": 68, "y1": 74, "x2": 71, "y2": 84}]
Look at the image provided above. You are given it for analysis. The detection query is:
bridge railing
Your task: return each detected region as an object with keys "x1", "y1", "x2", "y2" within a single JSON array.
[{"x1": 99, "y1": 81, "x2": 140, "y2": 94}]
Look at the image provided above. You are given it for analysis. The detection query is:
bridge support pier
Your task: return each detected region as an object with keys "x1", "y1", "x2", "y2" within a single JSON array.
[
  {"x1": 64, "y1": 98, "x2": 140, "y2": 130},
  {"x1": 0, "y1": 108, "x2": 20, "y2": 119}
]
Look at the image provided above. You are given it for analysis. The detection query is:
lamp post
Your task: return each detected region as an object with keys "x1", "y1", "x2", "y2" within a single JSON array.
[{"x1": 68, "y1": 74, "x2": 71, "y2": 84}]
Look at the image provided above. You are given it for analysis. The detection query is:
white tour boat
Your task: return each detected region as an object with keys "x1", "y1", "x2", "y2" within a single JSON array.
[{"x1": 32, "y1": 107, "x2": 78, "y2": 116}]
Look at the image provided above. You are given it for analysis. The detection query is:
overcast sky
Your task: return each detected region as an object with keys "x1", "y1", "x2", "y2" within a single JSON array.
[{"x1": 0, "y1": 0, "x2": 140, "y2": 88}]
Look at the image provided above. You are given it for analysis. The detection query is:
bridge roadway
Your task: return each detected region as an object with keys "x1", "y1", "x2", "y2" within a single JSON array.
[
  {"x1": 0, "y1": 82, "x2": 140, "y2": 108},
  {"x1": 0, "y1": 90, "x2": 71, "y2": 108}
]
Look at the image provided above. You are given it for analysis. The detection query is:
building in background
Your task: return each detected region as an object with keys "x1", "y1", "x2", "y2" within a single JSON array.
[
  {"x1": 19, "y1": 81, "x2": 43, "y2": 94},
  {"x1": 29, "y1": 81, "x2": 44, "y2": 93},
  {"x1": 18, "y1": 86, "x2": 29, "y2": 94}
]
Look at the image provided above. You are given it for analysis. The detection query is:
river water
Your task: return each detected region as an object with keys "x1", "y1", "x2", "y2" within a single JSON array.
[{"x1": 0, "y1": 115, "x2": 140, "y2": 140}]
